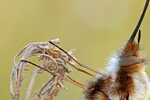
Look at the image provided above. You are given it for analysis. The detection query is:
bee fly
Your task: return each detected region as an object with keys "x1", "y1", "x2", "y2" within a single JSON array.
[
  {"x1": 51, "y1": 0, "x2": 150, "y2": 100},
  {"x1": 21, "y1": 0, "x2": 150, "y2": 100},
  {"x1": 82, "y1": 0, "x2": 150, "y2": 100}
]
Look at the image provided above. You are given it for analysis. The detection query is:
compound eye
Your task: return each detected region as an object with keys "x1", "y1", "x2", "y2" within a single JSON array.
[{"x1": 119, "y1": 56, "x2": 140, "y2": 67}]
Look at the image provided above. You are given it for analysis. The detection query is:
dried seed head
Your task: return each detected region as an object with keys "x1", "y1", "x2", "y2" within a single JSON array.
[{"x1": 9, "y1": 38, "x2": 77, "y2": 100}]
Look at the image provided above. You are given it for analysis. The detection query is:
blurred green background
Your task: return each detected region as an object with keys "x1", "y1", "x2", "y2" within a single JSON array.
[{"x1": 1, "y1": 0, "x2": 150, "y2": 100}]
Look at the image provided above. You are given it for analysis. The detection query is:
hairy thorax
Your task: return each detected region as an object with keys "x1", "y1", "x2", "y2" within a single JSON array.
[{"x1": 84, "y1": 42, "x2": 150, "y2": 100}]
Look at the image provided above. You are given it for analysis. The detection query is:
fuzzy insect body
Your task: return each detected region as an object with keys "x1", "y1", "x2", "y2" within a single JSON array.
[
  {"x1": 84, "y1": 0, "x2": 150, "y2": 99},
  {"x1": 84, "y1": 42, "x2": 150, "y2": 100}
]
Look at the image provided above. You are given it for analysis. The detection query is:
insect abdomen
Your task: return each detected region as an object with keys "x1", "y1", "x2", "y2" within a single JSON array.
[{"x1": 84, "y1": 76, "x2": 111, "y2": 100}]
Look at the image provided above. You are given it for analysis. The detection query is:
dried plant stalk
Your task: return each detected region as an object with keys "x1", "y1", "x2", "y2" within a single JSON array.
[{"x1": 9, "y1": 38, "x2": 77, "y2": 100}]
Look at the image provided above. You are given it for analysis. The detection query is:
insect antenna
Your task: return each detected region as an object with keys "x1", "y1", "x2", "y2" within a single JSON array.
[
  {"x1": 21, "y1": 60, "x2": 90, "y2": 91},
  {"x1": 128, "y1": 0, "x2": 149, "y2": 42},
  {"x1": 49, "y1": 41, "x2": 106, "y2": 77}
]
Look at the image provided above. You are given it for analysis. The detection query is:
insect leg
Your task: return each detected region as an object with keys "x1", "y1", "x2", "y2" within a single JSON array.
[
  {"x1": 67, "y1": 76, "x2": 85, "y2": 87},
  {"x1": 21, "y1": 60, "x2": 89, "y2": 91},
  {"x1": 49, "y1": 41, "x2": 106, "y2": 77}
]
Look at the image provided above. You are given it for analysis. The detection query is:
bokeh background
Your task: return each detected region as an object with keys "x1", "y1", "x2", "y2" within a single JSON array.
[{"x1": 1, "y1": 0, "x2": 150, "y2": 100}]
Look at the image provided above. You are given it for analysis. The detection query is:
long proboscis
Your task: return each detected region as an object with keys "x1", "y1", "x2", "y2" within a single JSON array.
[{"x1": 128, "y1": 0, "x2": 149, "y2": 42}]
